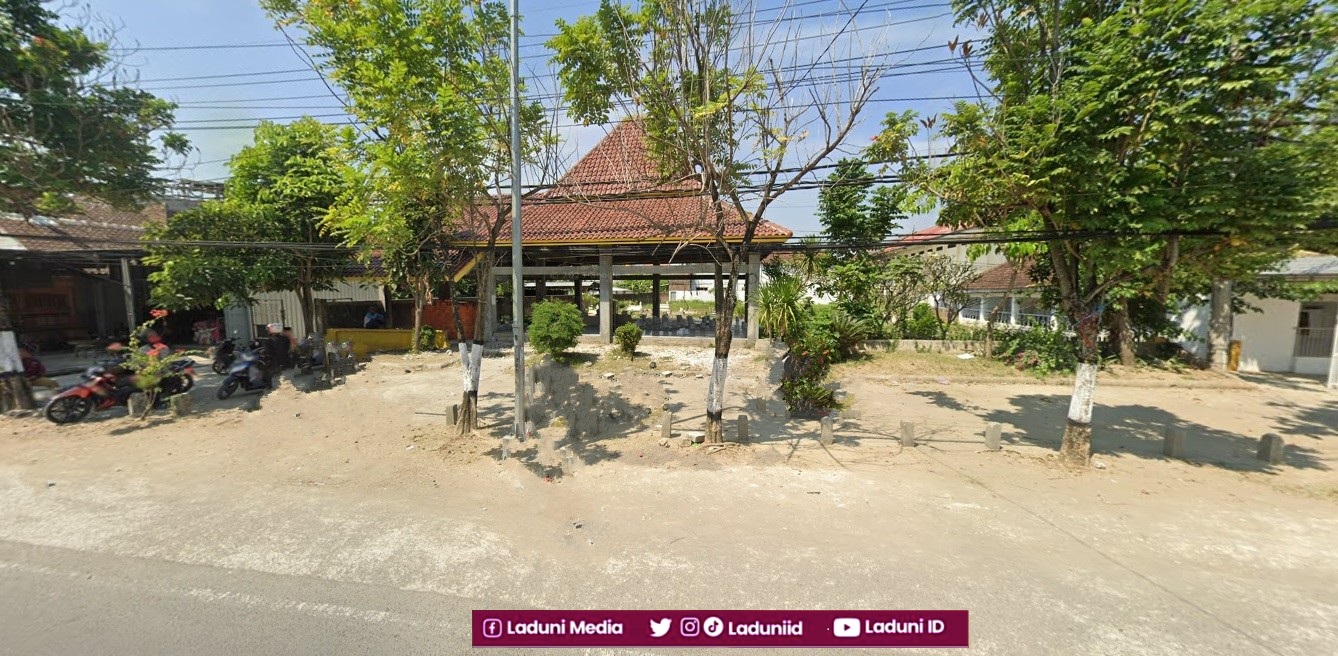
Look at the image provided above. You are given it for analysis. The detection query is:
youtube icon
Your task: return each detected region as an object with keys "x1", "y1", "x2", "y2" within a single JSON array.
[{"x1": 833, "y1": 618, "x2": 861, "y2": 638}]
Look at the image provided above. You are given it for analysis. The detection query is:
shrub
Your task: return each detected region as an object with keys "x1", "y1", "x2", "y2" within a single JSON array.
[
  {"x1": 415, "y1": 326, "x2": 438, "y2": 351},
  {"x1": 614, "y1": 322, "x2": 642, "y2": 357},
  {"x1": 529, "y1": 300, "x2": 584, "y2": 358},
  {"x1": 779, "y1": 329, "x2": 838, "y2": 414},
  {"x1": 993, "y1": 325, "x2": 1076, "y2": 375},
  {"x1": 945, "y1": 323, "x2": 987, "y2": 341},
  {"x1": 757, "y1": 275, "x2": 807, "y2": 341},
  {"x1": 809, "y1": 307, "x2": 876, "y2": 362},
  {"x1": 901, "y1": 303, "x2": 941, "y2": 340}
]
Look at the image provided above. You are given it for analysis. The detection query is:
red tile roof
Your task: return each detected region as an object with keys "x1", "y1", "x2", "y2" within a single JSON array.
[
  {"x1": 966, "y1": 261, "x2": 1037, "y2": 291},
  {"x1": 0, "y1": 199, "x2": 165, "y2": 253},
  {"x1": 884, "y1": 225, "x2": 957, "y2": 252},
  {"x1": 466, "y1": 121, "x2": 792, "y2": 245}
]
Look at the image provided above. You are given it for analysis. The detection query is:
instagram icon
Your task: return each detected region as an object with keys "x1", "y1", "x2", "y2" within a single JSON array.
[{"x1": 482, "y1": 618, "x2": 503, "y2": 639}]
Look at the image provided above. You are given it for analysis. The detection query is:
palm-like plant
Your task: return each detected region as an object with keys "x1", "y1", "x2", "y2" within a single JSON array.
[{"x1": 757, "y1": 275, "x2": 807, "y2": 342}]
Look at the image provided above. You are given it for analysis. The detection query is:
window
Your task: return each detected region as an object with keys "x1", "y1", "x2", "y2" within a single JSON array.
[{"x1": 960, "y1": 298, "x2": 983, "y2": 320}]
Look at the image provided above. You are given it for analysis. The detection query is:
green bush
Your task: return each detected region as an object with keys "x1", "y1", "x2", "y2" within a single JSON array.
[
  {"x1": 614, "y1": 322, "x2": 642, "y2": 356},
  {"x1": 901, "y1": 303, "x2": 941, "y2": 340},
  {"x1": 529, "y1": 300, "x2": 584, "y2": 358},
  {"x1": 993, "y1": 325, "x2": 1077, "y2": 375},
  {"x1": 809, "y1": 307, "x2": 876, "y2": 362},
  {"x1": 780, "y1": 329, "x2": 838, "y2": 414},
  {"x1": 757, "y1": 275, "x2": 807, "y2": 341},
  {"x1": 945, "y1": 323, "x2": 987, "y2": 341},
  {"x1": 415, "y1": 326, "x2": 438, "y2": 351}
]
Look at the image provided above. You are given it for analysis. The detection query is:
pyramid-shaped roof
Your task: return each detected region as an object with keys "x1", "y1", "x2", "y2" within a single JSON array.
[{"x1": 462, "y1": 121, "x2": 792, "y2": 246}]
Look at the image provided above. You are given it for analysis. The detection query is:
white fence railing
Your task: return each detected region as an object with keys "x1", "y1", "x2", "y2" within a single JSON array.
[{"x1": 1294, "y1": 327, "x2": 1335, "y2": 358}]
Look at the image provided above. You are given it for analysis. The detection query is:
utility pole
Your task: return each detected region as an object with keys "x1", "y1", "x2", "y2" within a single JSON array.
[{"x1": 508, "y1": 0, "x2": 526, "y2": 442}]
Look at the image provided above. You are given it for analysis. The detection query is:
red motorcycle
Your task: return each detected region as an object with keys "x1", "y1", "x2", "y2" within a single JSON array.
[{"x1": 43, "y1": 358, "x2": 196, "y2": 425}]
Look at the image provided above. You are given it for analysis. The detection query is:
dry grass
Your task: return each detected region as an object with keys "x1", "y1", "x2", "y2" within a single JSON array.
[{"x1": 832, "y1": 350, "x2": 1058, "y2": 380}]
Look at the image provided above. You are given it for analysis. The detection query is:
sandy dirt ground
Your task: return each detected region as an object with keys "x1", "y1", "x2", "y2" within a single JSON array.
[{"x1": 1, "y1": 341, "x2": 1336, "y2": 655}]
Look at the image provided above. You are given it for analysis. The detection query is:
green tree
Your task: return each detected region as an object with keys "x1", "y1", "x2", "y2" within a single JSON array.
[
  {"x1": 551, "y1": 0, "x2": 887, "y2": 443},
  {"x1": 874, "y1": 0, "x2": 1337, "y2": 465},
  {"x1": 146, "y1": 118, "x2": 353, "y2": 336},
  {"x1": 264, "y1": 0, "x2": 557, "y2": 434},
  {"x1": 1, "y1": 0, "x2": 187, "y2": 410},
  {"x1": 817, "y1": 159, "x2": 904, "y2": 250}
]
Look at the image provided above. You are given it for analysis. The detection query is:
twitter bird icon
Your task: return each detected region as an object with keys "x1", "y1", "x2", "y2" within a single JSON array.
[{"x1": 649, "y1": 618, "x2": 672, "y2": 638}]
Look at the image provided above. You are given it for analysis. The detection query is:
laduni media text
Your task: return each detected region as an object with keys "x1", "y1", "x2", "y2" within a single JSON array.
[
  {"x1": 506, "y1": 619, "x2": 624, "y2": 636},
  {"x1": 728, "y1": 619, "x2": 803, "y2": 636}
]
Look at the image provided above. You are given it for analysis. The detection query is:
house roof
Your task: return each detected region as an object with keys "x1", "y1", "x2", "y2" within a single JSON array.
[
  {"x1": 966, "y1": 261, "x2": 1037, "y2": 292},
  {"x1": 0, "y1": 199, "x2": 165, "y2": 254},
  {"x1": 461, "y1": 121, "x2": 792, "y2": 246},
  {"x1": 884, "y1": 225, "x2": 959, "y2": 253},
  {"x1": 1261, "y1": 255, "x2": 1338, "y2": 280}
]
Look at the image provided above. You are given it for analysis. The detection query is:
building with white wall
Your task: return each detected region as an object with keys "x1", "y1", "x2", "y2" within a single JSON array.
[{"x1": 1178, "y1": 255, "x2": 1338, "y2": 387}]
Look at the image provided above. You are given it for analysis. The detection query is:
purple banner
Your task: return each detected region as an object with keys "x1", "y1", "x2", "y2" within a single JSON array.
[{"x1": 472, "y1": 610, "x2": 969, "y2": 648}]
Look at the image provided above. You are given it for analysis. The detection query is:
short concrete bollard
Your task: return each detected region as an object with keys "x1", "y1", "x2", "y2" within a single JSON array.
[
  {"x1": 126, "y1": 392, "x2": 148, "y2": 417},
  {"x1": 525, "y1": 420, "x2": 535, "y2": 440},
  {"x1": 984, "y1": 422, "x2": 1002, "y2": 451},
  {"x1": 170, "y1": 394, "x2": 192, "y2": 417},
  {"x1": 819, "y1": 417, "x2": 834, "y2": 445},
  {"x1": 1163, "y1": 426, "x2": 1186, "y2": 459},
  {"x1": 1257, "y1": 433, "x2": 1285, "y2": 465},
  {"x1": 753, "y1": 398, "x2": 767, "y2": 415},
  {"x1": 900, "y1": 421, "x2": 916, "y2": 448},
  {"x1": 534, "y1": 380, "x2": 546, "y2": 398},
  {"x1": 500, "y1": 436, "x2": 514, "y2": 460},
  {"x1": 559, "y1": 446, "x2": 578, "y2": 475},
  {"x1": 661, "y1": 412, "x2": 674, "y2": 440},
  {"x1": 737, "y1": 415, "x2": 749, "y2": 442},
  {"x1": 449, "y1": 404, "x2": 460, "y2": 425}
]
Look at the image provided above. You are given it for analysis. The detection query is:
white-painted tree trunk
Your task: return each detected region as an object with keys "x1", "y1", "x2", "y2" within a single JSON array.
[
  {"x1": 706, "y1": 354, "x2": 728, "y2": 423},
  {"x1": 1061, "y1": 362, "x2": 1097, "y2": 466},
  {"x1": 457, "y1": 341, "x2": 484, "y2": 434}
]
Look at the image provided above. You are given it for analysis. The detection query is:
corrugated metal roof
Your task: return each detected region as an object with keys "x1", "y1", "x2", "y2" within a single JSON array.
[{"x1": 1264, "y1": 255, "x2": 1338, "y2": 279}]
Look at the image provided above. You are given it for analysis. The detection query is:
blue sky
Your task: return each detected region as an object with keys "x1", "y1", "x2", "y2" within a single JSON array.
[{"x1": 86, "y1": 0, "x2": 984, "y2": 236}]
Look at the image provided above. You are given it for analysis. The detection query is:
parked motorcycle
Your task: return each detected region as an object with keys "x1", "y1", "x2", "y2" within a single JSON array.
[
  {"x1": 211, "y1": 337, "x2": 238, "y2": 375},
  {"x1": 215, "y1": 349, "x2": 273, "y2": 399},
  {"x1": 43, "y1": 357, "x2": 197, "y2": 424}
]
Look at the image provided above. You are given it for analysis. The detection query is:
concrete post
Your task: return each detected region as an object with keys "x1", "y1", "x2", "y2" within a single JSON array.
[
  {"x1": 1208, "y1": 279, "x2": 1233, "y2": 371},
  {"x1": 574, "y1": 277, "x2": 584, "y2": 312},
  {"x1": 984, "y1": 422, "x2": 1002, "y2": 451},
  {"x1": 900, "y1": 421, "x2": 916, "y2": 447},
  {"x1": 599, "y1": 250, "x2": 613, "y2": 343},
  {"x1": 535, "y1": 259, "x2": 546, "y2": 302},
  {"x1": 746, "y1": 251, "x2": 760, "y2": 348},
  {"x1": 1163, "y1": 426, "x2": 1186, "y2": 459},
  {"x1": 737, "y1": 415, "x2": 749, "y2": 442},
  {"x1": 170, "y1": 394, "x2": 191, "y2": 417},
  {"x1": 753, "y1": 398, "x2": 767, "y2": 415},
  {"x1": 661, "y1": 412, "x2": 673, "y2": 440},
  {"x1": 819, "y1": 416, "x2": 834, "y2": 445},
  {"x1": 500, "y1": 436, "x2": 513, "y2": 460},
  {"x1": 450, "y1": 404, "x2": 460, "y2": 425},
  {"x1": 1256, "y1": 433, "x2": 1284, "y2": 464},
  {"x1": 1328, "y1": 323, "x2": 1338, "y2": 390}
]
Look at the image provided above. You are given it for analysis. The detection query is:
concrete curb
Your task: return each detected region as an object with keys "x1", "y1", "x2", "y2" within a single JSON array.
[{"x1": 851, "y1": 374, "x2": 1257, "y2": 390}]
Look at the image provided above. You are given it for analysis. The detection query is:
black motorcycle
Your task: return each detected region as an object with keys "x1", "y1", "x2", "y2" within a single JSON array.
[
  {"x1": 216, "y1": 348, "x2": 273, "y2": 399},
  {"x1": 211, "y1": 338, "x2": 238, "y2": 375}
]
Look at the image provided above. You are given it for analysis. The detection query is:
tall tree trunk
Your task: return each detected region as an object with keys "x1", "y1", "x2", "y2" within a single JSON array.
[
  {"x1": 1113, "y1": 298, "x2": 1136, "y2": 367},
  {"x1": 412, "y1": 291, "x2": 425, "y2": 353},
  {"x1": 705, "y1": 257, "x2": 738, "y2": 444},
  {"x1": 984, "y1": 264, "x2": 1022, "y2": 359},
  {"x1": 1208, "y1": 279, "x2": 1232, "y2": 371},
  {"x1": 457, "y1": 253, "x2": 491, "y2": 435},
  {"x1": 1062, "y1": 311, "x2": 1101, "y2": 467},
  {"x1": 0, "y1": 289, "x2": 34, "y2": 411},
  {"x1": 297, "y1": 282, "x2": 316, "y2": 338}
]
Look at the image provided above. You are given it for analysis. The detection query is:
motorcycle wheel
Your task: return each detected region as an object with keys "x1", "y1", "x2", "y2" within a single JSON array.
[
  {"x1": 45, "y1": 396, "x2": 93, "y2": 424},
  {"x1": 211, "y1": 360, "x2": 229, "y2": 375},
  {"x1": 216, "y1": 377, "x2": 241, "y2": 400},
  {"x1": 178, "y1": 374, "x2": 195, "y2": 394}
]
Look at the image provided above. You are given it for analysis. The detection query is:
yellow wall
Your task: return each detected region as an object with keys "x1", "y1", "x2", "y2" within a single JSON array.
[{"x1": 324, "y1": 328, "x2": 446, "y2": 360}]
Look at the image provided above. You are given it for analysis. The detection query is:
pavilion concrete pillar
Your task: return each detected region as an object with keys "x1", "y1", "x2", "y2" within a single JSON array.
[
  {"x1": 483, "y1": 266, "x2": 498, "y2": 341},
  {"x1": 599, "y1": 250, "x2": 613, "y2": 343},
  {"x1": 535, "y1": 259, "x2": 546, "y2": 302},
  {"x1": 652, "y1": 274, "x2": 662, "y2": 319},
  {"x1": 746, "y1": 251, "x2": 760, "y2": 348},
  {"x1": 1328, "y1": 320, "x2": 1338, "y2": 390},
  {"x1": 574, "y1": 277, "x2": 583, "y2": 312}
]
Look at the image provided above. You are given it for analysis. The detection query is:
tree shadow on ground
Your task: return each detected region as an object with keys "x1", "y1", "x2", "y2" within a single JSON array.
[
  {"x1": 983, "y1": 393, "x2": 1328, "y2": 473},
  {"x1": 1235, "y1": 372, "x2": 1327, "y2": 393},
  {"x1": 1265, "y1": 398, "x2": 1338, "y2": 441},
  {"x1": 908, "y1": 390, "x2": 976, "y2": 413},
  {"x1": 475, "y1": 360, "x2": 648, "y2": 479}
]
